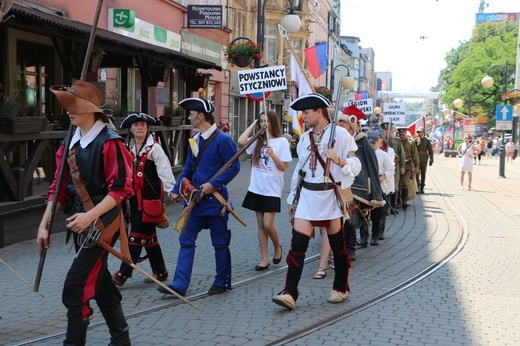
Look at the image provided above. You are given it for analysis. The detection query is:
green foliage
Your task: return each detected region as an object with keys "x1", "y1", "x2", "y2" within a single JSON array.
[{"x1": 440, "y1": 20, "x2": 518, "y2": 128}]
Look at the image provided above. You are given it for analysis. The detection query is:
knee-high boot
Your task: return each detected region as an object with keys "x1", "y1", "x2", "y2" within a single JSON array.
[
  {"x1": 63, "y1": 318, "x2": 89, "y2": 346},
  {"x1": 282, "y1": 230, "x2": 310, "y2": 301},
  {"x1": 100, "y1": 304, "x2": 131, "y2": 346},
  {"x1": 401, "y1": 188, "x2": 409, "y2": 209},
  {"x1": 327, "y1": 230, "x2": 350, "y2": 293},
  {"x1": 379, "y1": 216, "x2": 387, "y2": 240},
  {"x1": 343, "y1": 220, "x2": 357, "y2": 260}
]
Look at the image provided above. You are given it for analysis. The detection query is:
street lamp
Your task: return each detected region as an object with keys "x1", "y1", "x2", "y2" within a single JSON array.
[
  {"x1": 255, "y1": 0, "x2": 301, "y2": 118},
  {"x1": 481, "y1": 59, "x2": 509, "y2": 178}
]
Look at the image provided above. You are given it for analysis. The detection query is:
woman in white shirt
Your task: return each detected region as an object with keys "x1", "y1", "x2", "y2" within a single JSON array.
[{"x1": 238, "y1": 111, "x2": 292, "y2": 271}]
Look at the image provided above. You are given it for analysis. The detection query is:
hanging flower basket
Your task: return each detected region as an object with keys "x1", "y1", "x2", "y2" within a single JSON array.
[
  {"x1": 501, "y1": 90, "x2": 520, "y2": 105},
  {"x1": 224, "y1": 40, "x2": 262, "y2": 68}
]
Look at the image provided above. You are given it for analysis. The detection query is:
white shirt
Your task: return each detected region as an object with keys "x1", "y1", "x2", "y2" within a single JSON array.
[
  {"x1": 129, "y1": 134, "x2": 176, "y2": 192},
  {"x1": 287, "y1": 125, "x2": 361, "y2": 220},
  {"x1": 375, "y1": 148, "x2": 395, "y2": 194},
  {"x1": 246, "y1": 136, "x2": 292, "y2": 198}
]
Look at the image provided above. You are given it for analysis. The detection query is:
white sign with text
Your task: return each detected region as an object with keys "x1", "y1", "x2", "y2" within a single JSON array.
[
  {"x1": 383, "y1": 103, "x2": 406, "y2": 125},
  {"x1": 344, "y1": 98, "x2": 374, "y2": 115},
  {"x1": 237, "y1": 65, "x2": 287, "y2": 94}
]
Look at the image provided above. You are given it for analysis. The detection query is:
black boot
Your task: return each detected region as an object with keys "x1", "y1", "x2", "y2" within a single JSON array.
[
  {"x1": 100, "y1": 304, "x2": 131, "y2": 346},
  {"x1": 370, "y1": 209, "x2": 381, "y2": 246},
  {"x1": 63, "y1": 317, "x2": 89, "y2": 346},
  {"x1": 401, "y1": 189, "x2": 409, "y2": 210},
  {"x1": 344, "y1": 220, "x2": 357, "y2": 261},
  {"x1": 420, "y1": 185, "x2": 425, "y2": 194},
  {"x1": 357, "y1": 222, "x2": 368, "y2": 248},
  {"x1": 328, "y1": 230, "x2": 350, "y2": 293},
  {"x1": 281, "y1": 230, "x2": 309, "y2": 301},
  {"x1": 379, "y1": 216, "x2": 386, "y2": 240}
]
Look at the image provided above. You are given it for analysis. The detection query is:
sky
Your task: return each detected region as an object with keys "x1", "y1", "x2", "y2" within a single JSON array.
[{"x1": 341, "y1": 0, "x2": 520, "y2": 92}]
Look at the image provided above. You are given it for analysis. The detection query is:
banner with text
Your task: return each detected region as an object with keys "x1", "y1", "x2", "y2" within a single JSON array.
[
  {"x1": 383, "y1": 103, "x2": 406, "y2": 125},
  {"x1": 344, "y1": 98, "x2": 373, "y2": 115},
  {"x1": 237, "y1": 65, "x2": 287, "y2": 95}
]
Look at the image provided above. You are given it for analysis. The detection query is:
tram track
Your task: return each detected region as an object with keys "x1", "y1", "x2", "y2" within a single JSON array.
[{"x1": 16, "y1": 161, "x2": 469, "y2": 346}]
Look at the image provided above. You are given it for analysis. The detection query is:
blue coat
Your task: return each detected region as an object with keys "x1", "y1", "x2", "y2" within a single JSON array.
[{"x1": 173, "y1": 129, "x2": 240, "y2": 216}]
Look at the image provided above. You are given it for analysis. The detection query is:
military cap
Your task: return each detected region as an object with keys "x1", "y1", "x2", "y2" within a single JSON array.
[
  {"x1": 120, "y1": 112, "x2": 157, "y2": 129},
  {"x1": 366, "y1": 130, "x2": 380, "y2": 143},
  {"x1": 417, "y1": 126, "x2": 425, "y2": 133},
  {"x1": 397, "y1": 127, "x2": 408, "y2": 133},
  {"x1": 179, "y1": 97, "x2": 215, "y2": 114},
  {"x1": 290, "y1": 93, "x2": 332, "y2": 111}
]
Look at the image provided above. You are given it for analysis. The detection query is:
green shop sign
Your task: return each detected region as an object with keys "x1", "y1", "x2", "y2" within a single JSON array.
[{"x1": 181, "y1": 30, "x2": 222, "y2": 67}]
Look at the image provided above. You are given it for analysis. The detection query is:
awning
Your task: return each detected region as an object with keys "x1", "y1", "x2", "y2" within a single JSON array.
[{"x1": 8, "y1": 1, "x2": 221, "y2": 71}]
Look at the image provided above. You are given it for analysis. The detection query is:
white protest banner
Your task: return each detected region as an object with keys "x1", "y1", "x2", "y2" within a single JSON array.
[
  {"x1": 237, "y1": 65, "x2": 287, "y2": 95},
  {"x1": 383, "y1": 102, "x2": 406, "y2": 125},
  {"x1": 344, "y1": 98, "x2": 373, "y2": 115}
]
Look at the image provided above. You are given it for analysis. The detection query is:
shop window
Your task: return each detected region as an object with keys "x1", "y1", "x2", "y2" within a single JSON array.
[{"x1": 16, "y1": 41, "x2": 53, "y2": 118}]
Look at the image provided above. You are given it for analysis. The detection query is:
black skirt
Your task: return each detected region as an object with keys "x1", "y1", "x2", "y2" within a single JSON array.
[{"x1": 242, "y1": 191, "x2": 281, "y2": 213}]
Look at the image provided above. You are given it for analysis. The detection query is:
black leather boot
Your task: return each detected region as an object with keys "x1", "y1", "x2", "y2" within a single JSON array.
[
  {"x1": 379, "y1": 216, "x2": 386, "y2": 240},
  {"x1": 401, "y1": 188, "x2": 409, "y2": 210},
  {"x1": 63, "y1": 317, "x2": 89, "y2": 346},
  {"x1": 100, "y1": 304, "x2": 131, "y2": 346}
]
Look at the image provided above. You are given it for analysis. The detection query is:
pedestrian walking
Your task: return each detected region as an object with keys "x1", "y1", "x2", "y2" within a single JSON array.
[
  {"x1": 112, "y1": 113, "x2": 176, "y2": 286},
  {"x1": 414, "y1": 127, "x2": 433, "y2": 194},
  {"x1": 36, "y1": 81, "x2": 134, "y2": 345},
  {"x1": 505, "y1": 138, "x2": 515, "y2": 163},
  {"x1": 271, "y1": 93, "x2": 361, "y2": 310},
  {"x1": 457, "y1": 136, "x2": 476, "y2": 190},
  {"x1": 237, "y1": 110, "x2": 291, "y2": 271},
  {"x1": 159, "y1": 98, "x2": 240, "y2": 297}
]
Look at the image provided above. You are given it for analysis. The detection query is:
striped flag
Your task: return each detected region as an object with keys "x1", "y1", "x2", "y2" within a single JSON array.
[
  {"x1": 289, "y1": 55, "x2": 313, "y2": 136},
  {"x1": 304, "y1": 42, "x2": 327, "y2": 79},
  {"x1": 407, "y1": 115, "x2": 427, "y2": 137}
]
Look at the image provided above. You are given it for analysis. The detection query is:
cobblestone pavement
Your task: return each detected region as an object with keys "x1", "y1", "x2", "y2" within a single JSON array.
[{"x1": 1, "y1": 153, "x2": 519, "y2": 345}]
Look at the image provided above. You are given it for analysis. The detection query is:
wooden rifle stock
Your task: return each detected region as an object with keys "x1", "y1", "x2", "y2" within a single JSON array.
[
  {"x1": 172, "y1": 125, "x2": 268, "y2": 233},
  {"x1": 34, "y1": 0, "x2": 105, "y2": 293}
]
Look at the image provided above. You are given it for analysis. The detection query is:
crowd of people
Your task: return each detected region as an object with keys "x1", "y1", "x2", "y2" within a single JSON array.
[{"x1": 37, "y1": 80, "x2": 516, "y2": 344}]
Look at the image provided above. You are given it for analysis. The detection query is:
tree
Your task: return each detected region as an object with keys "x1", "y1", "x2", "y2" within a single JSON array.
[{"x1": 440, "y1": 20, "x2": 518, "y2": 128}]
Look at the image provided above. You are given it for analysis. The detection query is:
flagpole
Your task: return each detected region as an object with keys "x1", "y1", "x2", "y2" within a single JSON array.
[{"x1": 278, "y1": 24, "x2": 315, "y2": 93}]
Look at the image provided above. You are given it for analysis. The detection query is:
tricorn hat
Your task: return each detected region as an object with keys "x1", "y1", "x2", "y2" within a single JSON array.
[
  {"x1": 290, "y1": 93, "x2": 332, "y2": 111},
  {"x1": 50, "y1": 81, "x2": 108, "y2": 122},
  {"x1": 179, "y1": 97, "x2": 215, "y2": 114},
  {"x1": 120, "y1": 112, "x2": 157, "y2": 129}
]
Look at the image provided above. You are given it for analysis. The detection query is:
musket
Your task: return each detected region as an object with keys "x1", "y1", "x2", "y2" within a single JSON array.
[
  {"x1": 173, "y1": 125, "x2": 268, "y2": 233},
  {"x1": 96, "y1": 238, "x2": 199, "y2": 310},
  {"x1": 34, "y1": 0, "x2": 105, "y2": 293},
  {"x1": 324, "y1": 67, "x2": 346, "y2": 187}
]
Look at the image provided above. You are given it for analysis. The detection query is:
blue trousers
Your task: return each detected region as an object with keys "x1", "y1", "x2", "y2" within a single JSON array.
[{"x1": 171, "y1": 214, "x2": 231, "y2": 295}]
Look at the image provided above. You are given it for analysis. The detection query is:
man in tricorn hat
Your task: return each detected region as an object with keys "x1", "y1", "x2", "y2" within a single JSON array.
[
  {"x1": 397, "y1": 127, "x2": 419, "y2": 209},
  {"x1": 36, "y1": 80, "x2": 134, "y2": 345},
  {"x1": 380, "y1": 122, "x2": 404, "y2": 212},
  {"x1": 159, "y1": 97, "x2": 240, "y2": 297},
  {"x1": 272, "y1": 93, "x2": 361, "y2": 310},
  {"x1": 414, "y1": 126, "x2": 433, "y2": 194}
]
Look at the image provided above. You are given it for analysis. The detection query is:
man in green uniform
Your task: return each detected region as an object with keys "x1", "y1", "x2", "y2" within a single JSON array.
[
  {"x1": 381, "y1": 122, "x2": 405, "y2": 212},
  {"x1": 397, "y1": 127, "x2": 419, "y2": 210},
  {"x1": 414, "y1": 127, "x2": 434, "y2": 194}
]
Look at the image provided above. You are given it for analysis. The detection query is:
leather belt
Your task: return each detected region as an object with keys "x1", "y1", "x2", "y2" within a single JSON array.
[{"x1": 302, "y1": 181, "x2": 339, "y2": 191}]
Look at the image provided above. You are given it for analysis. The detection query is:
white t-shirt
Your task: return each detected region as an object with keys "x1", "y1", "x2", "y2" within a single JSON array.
[{"x1": 246, "y1": 136, "x2": 292, "y2": 198}]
